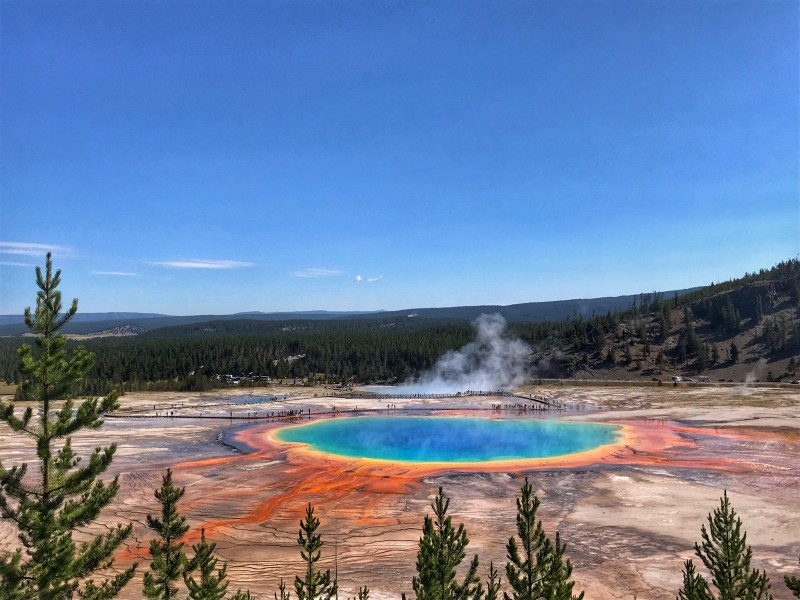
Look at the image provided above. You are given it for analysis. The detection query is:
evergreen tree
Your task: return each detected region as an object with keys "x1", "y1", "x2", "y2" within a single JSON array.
[
  {"x1": 592, "y1": 324, "x2": 605, "y2": 357},
  {"x1": 698, "y1": 344, "x2": 710, "y2": 372},
  {"x1": 410, "y1": 487, "x2": 483, "y2": 600},
  {"x1": 274, "y1": 579, "x2": 291, "y2": 600},
  {"x1": 295, "y1": 503, "x2": 337, "y2": 600},
  {"x1": 678, "y1": 491, "x2": 772, "y2": 600},
  {"x1": 0, "y1": 253, "x2": 136, "y2": 598},
  {"x1": 605, "y1": 347, "x2": 615, "y2": 364},
  {"x1": 711, "y1": 345, "x2": 720, "y2": 365},
  {"x1": 682, "y1": 307, "x2": 700, "y2": 356},
  {"x1": 185, "y1": 529, "x2": 229, "y2": 600},
  {"x1": 677, "y1": 560, "x2": 709, "y2": 600},
  {"x1": 144, "y1": 469, "x2": 190, "y2": 599},
  {"x1": 658, "y1": 308, "x2": 671, "y2": 341},
  {"x1": 349, "y1": 587, "x2": 370, "y2": 600},
  {"x1": 505, "y1": 478, "x2": 583, "y2": 600},
  {"x1": 485, "y1": 563, "x2": 501, "y2": 600},
  {"x1": 785, "y1": 559, "x2": 800, "y2": 599},
  {"x1": 729, "y1": 342, "x2": 740, "y2": 364}
]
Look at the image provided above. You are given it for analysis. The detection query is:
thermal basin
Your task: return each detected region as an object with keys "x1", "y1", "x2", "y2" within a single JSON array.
[{"x1": 274, "y1": 416, "x2": 621, "y2": 463}]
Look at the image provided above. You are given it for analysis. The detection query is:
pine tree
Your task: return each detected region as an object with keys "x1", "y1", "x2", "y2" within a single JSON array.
[
  {"x1": 605, "y1": 347, "x2": 615, "y2": 364},
  {"x1": 682, "y1": 307, "x2": 700, "y2": 356},
  {"x1": 295, "y1": 503, "x2": 337, "y2": 600},
  {"x1": 504, "y1": 478, "x2": 583, "y2": 600},
  {"x1": 275, "y1": 579, "x2": 291, "y2": 600},
  {"x1": 144, "y1": 469, "x2": 190, "y2": 599},
  {"x1": 410, "y1": 487, "x2": 483, "y2": 600},
  {"x1": 677, "y1": 559, "x2": 709, "y2": 600},
  {"x1": 729, "y1": 342, "x2": 740, "y2": 364},
  {"x1": 349, "y1": 587, "x2": 370, "y2": 600},
  {"x1": 185, "y1": 529, "x2": 229, "y2": 600},
  {"x1": 698, "y1": 344, "x2": 710, "y2": 373},
  {"x1": 785, "y1": 559, "x2": 799, "y2": 599},
  {"x1": 485, "y1": 563, "x2": 501, "y2": 600},
  {"x1": 678, "y1": 491, "x2": 772, "y2": 600},
  {"x1": 0, "y1": 253, "x2": 136, "y2": 598},
  {"x1": 711, "y1": 345, "x2": 720, "y2": 365}
]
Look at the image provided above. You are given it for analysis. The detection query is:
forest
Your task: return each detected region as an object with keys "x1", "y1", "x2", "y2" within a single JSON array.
[{"x1": 1, "y1": 259, "x2": 798, "y2": 394}]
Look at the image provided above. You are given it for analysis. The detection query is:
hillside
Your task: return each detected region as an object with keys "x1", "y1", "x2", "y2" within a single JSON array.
[
  {"x1": 0, "y1": 289, "x2": 697, "y2": 337},
  {"x1": 530, "y1": 262, "x2": 800, "y2": 384}
]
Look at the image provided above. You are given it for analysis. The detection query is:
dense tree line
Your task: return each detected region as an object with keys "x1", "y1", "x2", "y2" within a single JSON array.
[
  {"x1": 1, "y1": 259, "x2": 798, "y2": 391},
  {"x1": 0, "y1": 319, "x2": 474, "y2": 392}
]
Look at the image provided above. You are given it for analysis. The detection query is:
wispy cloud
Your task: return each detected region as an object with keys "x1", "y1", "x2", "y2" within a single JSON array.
[
  {"x1": 0, "y1": 260, "x2": 36, "y2": 267},
  {"x1": 90, "y1": 271, "x2": 140, "y2": 277},
  {"x1": 0, "y1": 241, "x2": 73, "y2": 257},
  {"x1": 355, "y1": 274, "x2": 384, "y2": 283},
  {"x1": 149, "y1": 259, "x2": 254, "y2": 269},
  {"x1": 293, "y1": 268, "x2": 342, "y2": 278}
]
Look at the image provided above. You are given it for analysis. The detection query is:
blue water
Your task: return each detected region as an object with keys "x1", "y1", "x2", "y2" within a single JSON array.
[{"x1": 275, "y1": 417, "x2": 620, "y2": 463}]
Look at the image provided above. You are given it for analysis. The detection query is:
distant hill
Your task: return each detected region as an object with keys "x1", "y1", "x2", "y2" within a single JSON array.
[
  {"x1": 0, "y1": 310, "x2": 381, "y2": 336},
  {"x1": 348, "y1": 289, "x2": 698, "y2": 323},
  {"x1": 0, "y1": 289, "x2": 696, "y2": 336},
  {"x1": 0, "y1": 312, "x2": 167, "y2": 327}
]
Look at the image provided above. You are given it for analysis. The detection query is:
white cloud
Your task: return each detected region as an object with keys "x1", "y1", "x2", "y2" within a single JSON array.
[
  {"x1": 356, "y1": 274, "x2": 384, "y2": 283},
  {"x1": 0, "y1": 260, "x2": 36, "y2": 267},
  {"x1": 90, "y1": 271, "x2": 140, "y2": 277},
  {"x1": 149, "y1": 259, "x2": 254, "y2": 269},
  {"x1": 293, "y1": 268, "x2": 342, "y2": 278},
  {"x1": 0, "y1": 241, "x2": 72, "y2": 257}
]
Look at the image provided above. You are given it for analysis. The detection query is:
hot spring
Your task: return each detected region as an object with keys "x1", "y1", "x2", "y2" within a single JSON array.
[{"x1": 274, "y1": 417, "x2": 621, "y2": 463}]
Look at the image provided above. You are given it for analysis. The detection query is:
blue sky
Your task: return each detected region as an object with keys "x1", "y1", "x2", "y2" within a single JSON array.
[{"x1": 1, "y1": 0, "x2": 797, "y2": 315}]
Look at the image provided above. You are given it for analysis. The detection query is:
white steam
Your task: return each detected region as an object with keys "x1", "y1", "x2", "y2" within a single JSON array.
[
  {"x1": 738, "y1": 358, "x2": 768, "y2": 395},
  {"x1": 394, "y1": 313, "x2": 532, "y2": 394}
]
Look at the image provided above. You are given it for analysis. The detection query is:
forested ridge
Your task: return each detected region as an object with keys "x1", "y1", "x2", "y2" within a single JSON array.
[{"x1": 1, "y1": 259, "x2": 798, "y2": 391}]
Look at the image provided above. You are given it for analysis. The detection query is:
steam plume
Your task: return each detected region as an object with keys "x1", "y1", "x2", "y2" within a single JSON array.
[{"x1": 396, "y1": 313, "x2": 531, "y2": 394}]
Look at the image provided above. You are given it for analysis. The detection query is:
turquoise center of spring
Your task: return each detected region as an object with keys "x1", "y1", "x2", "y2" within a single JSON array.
[{"x1": 275, "y1": 417, "x2": 620, "y2": 463}]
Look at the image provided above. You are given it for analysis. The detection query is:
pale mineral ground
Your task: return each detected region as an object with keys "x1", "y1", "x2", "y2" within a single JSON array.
[{"x1": 1, "y1": 383, "x2": 798, "y2": 600}]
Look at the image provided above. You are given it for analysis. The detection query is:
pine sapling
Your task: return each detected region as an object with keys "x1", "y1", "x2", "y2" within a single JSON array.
[
  {"x1": 185, "y1": 529, "x2": 229, "y2": 600},
  {"x1": 144, "y1": 469, "x2": 190, "y2": 599},
  {"x1": 505, "y1": 478, "x2": 583, "y2": 600},
  {"x1": 0, "y1": 253, "x2": 135, "y2": 598},
  {"x1": 410, "y1": 487, "x2": 483, "y2": 600},
  {"x1": 786, "y1": 559, "x2": 800, "y2": 598},
  {"x1": 295, "y1": 503, "x2": 337, "y2": 600},
  {"x1": 678, "y1": 491, "x2": 772, "y2": 600}
]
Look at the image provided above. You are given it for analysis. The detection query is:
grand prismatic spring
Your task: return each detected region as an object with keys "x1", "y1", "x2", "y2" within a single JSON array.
[
  {"x1": 274, "y1": 416, "x2": 621, "y2": 463},
  {"x1": 1, "y1": 385, "x2": 798, "y2": 600}
]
